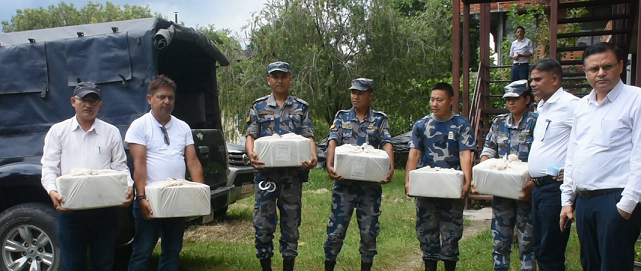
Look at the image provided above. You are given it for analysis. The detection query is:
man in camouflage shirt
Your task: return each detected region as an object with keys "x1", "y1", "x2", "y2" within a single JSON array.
[
  {"x1": 245, "y1": 61, "x2": 318, "y2": 271},
  {"x1": 479, "y1": 80, "x2": 537, "y2": 271},
  {"x1": 405, "y1": 83, "x2": 475, "y2": 271},
  {"x1": 323, "y1": 78, "x2": 394, "y2": 271}
]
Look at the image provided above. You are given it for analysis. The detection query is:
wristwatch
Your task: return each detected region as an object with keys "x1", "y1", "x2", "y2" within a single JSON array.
[{"x1": 136, "y1": 195, "x2": 147, "y2": 201}]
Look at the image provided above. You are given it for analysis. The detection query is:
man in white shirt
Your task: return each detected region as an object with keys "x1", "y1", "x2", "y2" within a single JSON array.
[
  {"x1": 560, "y1": 42, "x2": 641, "y2": 271},
  {"x1": 41, "y1": 82, "x2": 133, "y2": 271},
  {"x1": 510, "y1": 26, "x2": 534, "y2": 82},
  {"x1": 527, "y1": 58, "x2": 579, "y2": 271},
  {"x1": 126, "y1": 75, "x2": 204, "y2": 271}
]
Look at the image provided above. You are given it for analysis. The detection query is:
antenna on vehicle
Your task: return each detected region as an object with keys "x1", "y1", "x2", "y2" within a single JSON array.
[
  {"x1": 112, "y1": 27, "x2": 119, "y2": 33},
  {"x1": 77, "y1": 32, "x2": 84, "y2": 37},
  {"x1": 28, "y1": 39, "x2": 36, "y2": 44},
  {"x1": 174, "y1": 12, "x2": 178, "y2": 23}
]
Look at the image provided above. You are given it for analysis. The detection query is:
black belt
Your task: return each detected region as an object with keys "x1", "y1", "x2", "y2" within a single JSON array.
[
  {"x1": 513, "y1": 63, "x2": 529, "y2": 65},
  {"x1": 577, "y1": 188, "x2": 623, "y2": 199},
  {"x1": 531, "y1": 175, "x2": 557, "y2": 186}
]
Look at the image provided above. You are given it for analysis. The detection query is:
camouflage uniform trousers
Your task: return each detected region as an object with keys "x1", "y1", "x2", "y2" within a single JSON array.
[
  {"x1": 253, "y1": 170, "x2": 303, "y2": 260},
  {"x1": 491, "y1": 196, "x2": 535, "y2": 271},
  {"x1": 415, "y1": 197, "x2": 465, "y2": 261},
  {"x1": 324, "y1": 180, "x2": 382, "y2": 263}
]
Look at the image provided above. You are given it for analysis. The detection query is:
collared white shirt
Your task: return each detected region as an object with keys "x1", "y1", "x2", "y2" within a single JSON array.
[
  {"x1": 510, "y1": 38, "x2": 534, "y2": 64},
  {"x1": 561, "y1": 80, "x2": 641, "y2": 213},
  {"x1": 125, "y1": 111, "x2": 194, "y2": 185},
  {"x1": 528, "y1": 88, "x2": 579, "y2": 178},
  {"x1": 41, "y1": 117, "x2": 132, "y2": 194}
]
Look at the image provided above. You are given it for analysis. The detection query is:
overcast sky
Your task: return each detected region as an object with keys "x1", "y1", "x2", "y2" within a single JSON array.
[{"x1": 0, "y1": 0, "x2": 269, "y2": 44}]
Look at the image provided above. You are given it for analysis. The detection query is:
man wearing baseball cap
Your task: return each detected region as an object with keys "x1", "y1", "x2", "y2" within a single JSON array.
[
  {"x1": 245, "y1": 61, "x2": 318, "y2": 271},
  {"x1": 477, "y1": 79, "x2": 537, "y2": 271},
  {"x1": 323, "y1": 78, "x2": 394, "y2": 271},
  {"x1": 41, "y1": 82, "x2": 133, "y2": 270}
]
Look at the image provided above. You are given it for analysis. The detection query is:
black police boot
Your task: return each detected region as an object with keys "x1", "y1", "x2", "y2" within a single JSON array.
[
  {"x1": 361, "y1": 261, "x2": 373, "y2": 271},
  {"x1": 424, "y1": 260, "x2": 438, "y2": 271},
  {"x1": 324, "y1": 260, "x2": 336, "y2": 271},
  {"x1": 444, "y1": 260, "x2": 457, "y2": 271},
  {"x1": 260, "y1": 258, "x2": 272, "y2": 271},
  {"x1": 283, "y1": 256, "x2": 295, "y2": 271}
]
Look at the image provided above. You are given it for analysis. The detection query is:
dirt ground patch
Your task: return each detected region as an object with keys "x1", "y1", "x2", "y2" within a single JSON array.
[{"x1": 184, "y1": 220, "x2": 254, "y2": 244}]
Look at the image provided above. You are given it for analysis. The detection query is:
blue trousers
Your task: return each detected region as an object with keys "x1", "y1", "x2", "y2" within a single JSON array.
[
  {"x1": 575, "y1": 189, "x2": 641, "y2": 271},
  {"x1": 57, "y1": 207, "x2": 119, "y2": 271},
  {"x1": 532, "y1": 181, "x2": 570, "y2": 271},
  {"x1": 415, "y1": 198, "x2": 465, "y2": 262},
  {"x1": 491, "y1": 196, "x2": 535, "y2": 271},
  {"x1": 324, "y1": 181, "x2": 382, "y2": 262},
  {"x1": 253, "y1": 171, "x2": 303, "y2": 260},
  {"x1": 511, "y1": 63, "x2": 529, "y2": 82},
  {"x1": 128, "y1": 200, "x2": 186, "y2": 271}
]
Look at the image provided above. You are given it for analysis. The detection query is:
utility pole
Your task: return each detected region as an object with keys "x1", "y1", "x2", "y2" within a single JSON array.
[{"x1": 174, "y1": 12, "x2": 178, "y2": 23}]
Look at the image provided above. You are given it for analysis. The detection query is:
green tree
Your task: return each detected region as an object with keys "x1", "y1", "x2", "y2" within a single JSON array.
[
  {"x1": 220, "y1": 0, "x2": 456, "y2": 138},
  {"x1": 1, "y1": 1, "x2": 156, "y2": 33}
]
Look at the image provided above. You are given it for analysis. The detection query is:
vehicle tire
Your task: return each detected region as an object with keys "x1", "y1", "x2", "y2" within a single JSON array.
[{"x1": 0, "y1": 203, "x2": 61, "y2": 271}]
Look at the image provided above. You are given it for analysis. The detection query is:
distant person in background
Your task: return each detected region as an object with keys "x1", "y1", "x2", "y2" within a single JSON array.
[{"x1": 510, "y1": 26, "x2": 534, "y2": 82}]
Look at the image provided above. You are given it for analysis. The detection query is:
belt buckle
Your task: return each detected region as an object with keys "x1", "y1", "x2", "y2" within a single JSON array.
[{"x1": 532, "y1": 178, "x2": 540, "y2": 186}]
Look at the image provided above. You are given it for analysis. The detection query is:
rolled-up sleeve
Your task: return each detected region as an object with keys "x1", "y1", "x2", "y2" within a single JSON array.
[
  {"x1": 300, "y1": 106, "x2": 314, "y2": 138},
  {"x1": 328, "y1": 114, "x2": 343, "y2": 145},
  {"x1": 246, "y1": 104, "x2": 260, "y2": 138},
  {"x1": 480, "y1": 118, "x2": 499, "y2": 159},
  {"x1": 379, "y1": 116, "x2": 393, "y2": 147}
]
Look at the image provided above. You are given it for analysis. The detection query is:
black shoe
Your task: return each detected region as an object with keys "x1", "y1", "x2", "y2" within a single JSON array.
[
  {"x1": 325, "y1": 260, "x2": 336, "y2": 271},
  {"x1": 283, "y1": 257, "x2": 295, "y2": 271},
  {"x1": 361, "y1": 261, "x2": 373, "y2": 271},
  {"x1": 260, "y1": 258, "x2": 272, "y2": 271},
  {"x1": 424, "y1": 260, "x2": 438, "y2": 271},
  {"x1": 444, "y1": 260, "x2": 457, "y2": 271}
]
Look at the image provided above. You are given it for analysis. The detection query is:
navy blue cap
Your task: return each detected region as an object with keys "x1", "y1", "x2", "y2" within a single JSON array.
[
  {"x1": 267, "y1": 61, "x2": 291, "y2": 73},
  {"x1": 73, "y1": 82, "x2": 100, "y2": 98},
  {"x1": 349, "y1": 78, "x2": 374, "y2": 91},
  {"x1": 502, "y1": 80, "x2": 528, "y2": 98}
]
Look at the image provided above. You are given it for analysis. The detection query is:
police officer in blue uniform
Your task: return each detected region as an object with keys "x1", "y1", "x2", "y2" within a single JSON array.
[
  {"x1": 405, "y1": 83, "x2": 475, "y2": 271},
  {"x1": 478, "y1": 80, "x2": 537, "y2": 271},
  {"x1": 323, "y1": 78, "x2": 394, "y2": 271},
  {"x1": 245, "y1": 61, "x2": 318, "y2": 271}
]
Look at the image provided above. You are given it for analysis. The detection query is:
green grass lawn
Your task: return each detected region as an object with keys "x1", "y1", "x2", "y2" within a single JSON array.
[{"x1": 150, "y1": 169, "x2": 582, "y2": 270}]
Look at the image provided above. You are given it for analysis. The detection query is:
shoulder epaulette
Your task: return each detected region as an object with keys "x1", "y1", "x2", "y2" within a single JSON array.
[
  {"x1": 292, "y1": 96, "x2": 309, "y2": 106},
  {"x1": 252, "y1": 95, "x2": 270, "y2": 104}
]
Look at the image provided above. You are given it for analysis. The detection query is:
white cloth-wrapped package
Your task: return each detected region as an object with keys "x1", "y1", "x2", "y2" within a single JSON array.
[
  {"x1": 254, "y1": 133, "x2": 312, "y2": 167},
  {"x1": 473, "y1": 155, "x2": 530, "y2": 200},
  {"x1": 408, "y1": 167, "x2": 463, "y2": 198},
  {"x1": 145, "y1": 178, "x2": 211, "y2": 218},
  {"x1": 56, "y1": 168, "x2": 128, "y2": 210},
  {"x1": 334, "y1": 143, "x2": 389, "y2": 182}
]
